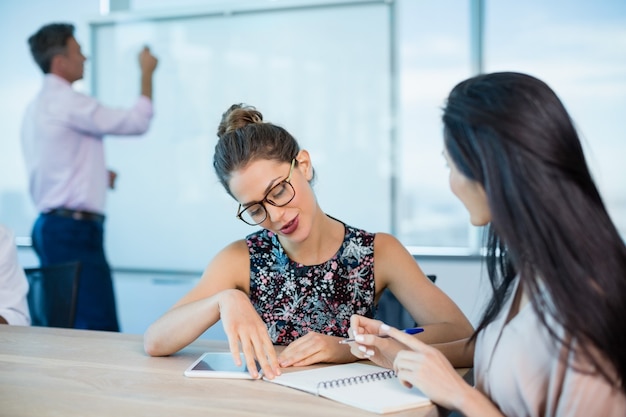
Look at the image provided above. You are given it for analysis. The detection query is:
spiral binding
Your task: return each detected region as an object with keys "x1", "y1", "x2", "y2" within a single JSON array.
[{"x1": 316, "y1": 369, "x2": 396, "y2": 391}]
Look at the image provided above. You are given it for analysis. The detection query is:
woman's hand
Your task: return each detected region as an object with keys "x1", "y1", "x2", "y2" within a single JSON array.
[
  {"x1": 385, "y1": 325, "x2": 475, "y2": 411},
  {"x1": 346, "y1": 315, "x2": 406, "y2": 369},
  {"x1": 218, "y1": 289, "x2": 281, "y2": 379},
  {"x1": 278, "y1": 331, "x2": 357, "y2": 367}
]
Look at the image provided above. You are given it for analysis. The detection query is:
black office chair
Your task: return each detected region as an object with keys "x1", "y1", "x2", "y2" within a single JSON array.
[
  {"x1": 24, "y1": 261, "x2": 81, "y2": 328},
  {"x1": 375, "y1": 274, "x2": 437, "y2": 329}
]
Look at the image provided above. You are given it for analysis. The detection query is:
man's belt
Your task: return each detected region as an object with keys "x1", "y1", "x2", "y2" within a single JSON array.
[{"x1": 47, "y1": 208, "x2": 105, "y2": 222}]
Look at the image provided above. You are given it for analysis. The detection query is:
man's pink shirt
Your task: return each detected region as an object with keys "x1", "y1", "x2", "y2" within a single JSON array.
[{"x1": 21, "y1": 73, "x2": 153, "y2": 214}]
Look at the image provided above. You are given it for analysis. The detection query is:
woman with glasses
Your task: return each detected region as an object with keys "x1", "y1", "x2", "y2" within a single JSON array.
[
  {"x1": 347, "y1": 72, "x2": 626, "y2": 415},
  {"x1": 144, "y1": 104, "x2": 474, "y2": 380}
]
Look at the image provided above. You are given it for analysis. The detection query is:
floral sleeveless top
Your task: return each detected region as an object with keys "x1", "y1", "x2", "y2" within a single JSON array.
[{"x1": 247, "y1": 221, "x2": 376, "y2": 345}]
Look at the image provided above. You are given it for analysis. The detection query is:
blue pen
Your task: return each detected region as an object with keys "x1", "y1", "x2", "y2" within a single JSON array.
[{"x1": 338, "y1": 327, "x2": 424, "y2": 344}]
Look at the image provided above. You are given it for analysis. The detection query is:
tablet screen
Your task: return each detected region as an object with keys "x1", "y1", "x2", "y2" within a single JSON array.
[{"x1": 184, "y1": 352, "x2": 261, "y2": 379}]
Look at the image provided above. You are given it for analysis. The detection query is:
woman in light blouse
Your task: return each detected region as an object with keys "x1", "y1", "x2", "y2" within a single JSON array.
[{"x1": 349, "y1": 72, "x2": 626, "y2": 416}]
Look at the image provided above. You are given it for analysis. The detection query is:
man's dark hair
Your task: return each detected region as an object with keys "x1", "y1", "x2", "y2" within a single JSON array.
[{"x1": 28, "y1": 23, "x2": 75, "y2": 73}]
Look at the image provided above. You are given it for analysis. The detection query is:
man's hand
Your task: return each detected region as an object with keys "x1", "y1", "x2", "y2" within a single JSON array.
[
  {"x1": 139, "y1": 46, "x2": 158, "y2": 74},
  {"x1": 138, "y1": 46, "x2": 158, "y2": 99}
]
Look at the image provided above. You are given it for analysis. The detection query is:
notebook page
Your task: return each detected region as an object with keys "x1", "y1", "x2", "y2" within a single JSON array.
[
  {"x1": 318, "y1": 370, "x2": 430, "y2": 414},
  {"x1": 266, "y1": 362, "x2": 380, "y2": 394},
  {"x1": 265, "y1": 362, "x2": 431, "y2": 414}
]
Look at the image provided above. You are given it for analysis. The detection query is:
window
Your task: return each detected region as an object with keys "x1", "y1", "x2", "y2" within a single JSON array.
[
  {"x1": 395, "y1": 0, "x2": 476, "y2": 251},
  {"x1": 395, "y1": 0, "x2": 626, "y2": 252},
  {"x1": 484, "y1": 0, "x2": 626, "y2": 238}
]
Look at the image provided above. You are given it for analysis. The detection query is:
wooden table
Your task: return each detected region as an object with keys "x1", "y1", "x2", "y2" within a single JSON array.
[{"x1": 0, "y1": 326, "x2": 465, "y2": 416}]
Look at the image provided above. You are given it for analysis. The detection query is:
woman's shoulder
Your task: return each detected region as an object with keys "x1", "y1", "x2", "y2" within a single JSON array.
[
  {"x1": 199, "y1": 239, "x2": 249, "y2": 289},
  {"x1": 326, "y1": 218, "x2": 407, "y2": 256},
  {"x1": 215, "y1": 239, "x2": 249, "y2": 260},
  {"x1": 370, "y1": 232, "x2": 416, "y2": 269},
  {"x1": 335, "y1": 217, "x2": 375, "y2": 241},
  {"x1": 329, "y1": 216, "x2": 393, "y2": 244},
  {"x1": 372, "y1": 231, "x2": 403, "y2": 248}
]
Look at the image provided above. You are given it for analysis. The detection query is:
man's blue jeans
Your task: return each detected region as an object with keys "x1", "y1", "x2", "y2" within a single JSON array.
[{"x1": 32, "y1": 213, "x2": 120, "y2": 331}]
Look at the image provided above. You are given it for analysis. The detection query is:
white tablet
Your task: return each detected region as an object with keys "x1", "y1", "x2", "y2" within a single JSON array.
[{"x1": 184, "y1": 351, "x2": 261, "y2": 379}]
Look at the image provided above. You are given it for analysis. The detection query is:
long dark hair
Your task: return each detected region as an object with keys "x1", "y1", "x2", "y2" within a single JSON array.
[
  {"x1": 214, "y1": 104, "x2": 301, "y2": 197},
  {"x1": 443, "y1": 72, "x2": 626, "y2": 392}
]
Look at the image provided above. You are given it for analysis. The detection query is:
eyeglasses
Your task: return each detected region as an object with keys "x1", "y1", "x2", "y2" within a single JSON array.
[{"x1": 236, "y1": 159, "x2": 296, "y2": 226}]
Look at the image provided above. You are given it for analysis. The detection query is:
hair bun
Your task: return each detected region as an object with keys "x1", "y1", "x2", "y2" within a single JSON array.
[{"x1": 217, "y1": 103, "x2": 264, "y2": 137}]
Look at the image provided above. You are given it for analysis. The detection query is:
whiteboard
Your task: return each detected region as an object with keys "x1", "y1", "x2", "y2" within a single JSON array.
[{"x1": 91, "y1": 1, "x2": 391, "y2": 271}]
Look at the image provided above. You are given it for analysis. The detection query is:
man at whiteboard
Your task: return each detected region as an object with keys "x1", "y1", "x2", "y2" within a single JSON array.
[{"x1": 20, "y1": 22, "x2": 158, "y2": 331}]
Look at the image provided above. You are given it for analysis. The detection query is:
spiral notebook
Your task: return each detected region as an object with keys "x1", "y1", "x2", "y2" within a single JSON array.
[{"x1": 264, "y1": 362, "x2": 431, "y2": 414}]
